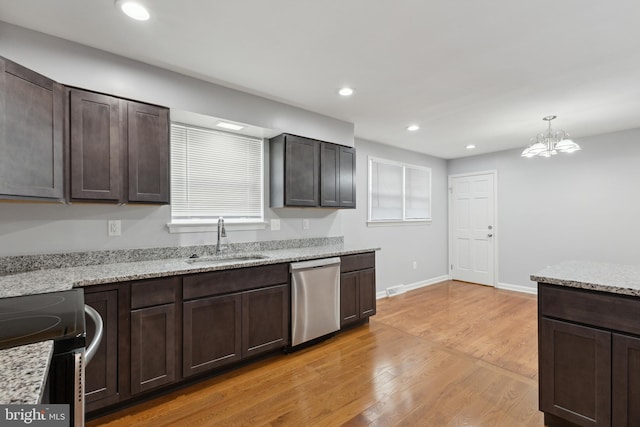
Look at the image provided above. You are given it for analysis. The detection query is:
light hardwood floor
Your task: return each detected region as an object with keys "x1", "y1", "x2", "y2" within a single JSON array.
[{"x1": 88, "y1": 280, "x2": 543, "y2": 426}]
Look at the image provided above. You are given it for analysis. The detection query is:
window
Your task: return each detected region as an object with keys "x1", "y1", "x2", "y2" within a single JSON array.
[
  {"x1": 170, "y1": 123, "x2": 264, "y2": 225},
  {"x1": 368, "y1": 157, "x2": 431, "y2": 223}
]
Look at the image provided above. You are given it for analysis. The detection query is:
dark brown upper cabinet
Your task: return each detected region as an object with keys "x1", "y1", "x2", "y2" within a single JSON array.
[
  {"x1": 69, "y1": 89, "x2": 123, "y2": 202},
  {"x1": 270, "y1": 133, "x2": 319, "y2": 207},
  {"x1": 321, "y1": 143, "x2": 356, "y2": 208},
  {"x1": 68, "y1": 88, "x2": 169, "y2": 204},
  {"x1": 0, "y1": 56, "x2": 64, "y2": 201},
  {"x1": 270, "y1": 133, "x2": 355, "y2": 208},
  {"x1": 127, "y1": 101, "x2": 170, "y2": 203}
]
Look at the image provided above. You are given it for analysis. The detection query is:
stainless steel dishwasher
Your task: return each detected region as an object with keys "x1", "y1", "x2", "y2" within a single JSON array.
[{"x1": 290, "y1": 257, "x2": 341, "y2": 347}]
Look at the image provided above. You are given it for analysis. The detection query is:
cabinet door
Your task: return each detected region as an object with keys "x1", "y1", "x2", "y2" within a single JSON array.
[
  {"x1": 0, "y1": 57, "x2": 64, "y2": 200},
  {"x1": 183, "y1": 294, "x2": 242, "y2": 377},
  {"x1": 358, "y1": 268, "x2": 376, "y2": 318},
  {"x1": 612, "y1": 333, "x2": 640, "y2": 427},
  {"x1": 242, "y1": 284, "x2": 289, "y2": 358},
  {"x1": 284, "y1": 135, "x2": 319, "y2": 206},
  {"x1": 539, "y1": 318, "x2": 611, "y2": 427},
  {"x1": 130, "y1": 304, "x2": 176, "y2": 394},
  {"x1": 127, "y1": 102, "x2": 170, "y2": 204},
  {"x1": 84, "y1": 290, "x2": 120, "y2": 410},
  {"x1": 338, "y1": 146, "x2": 356, "y2": 208},
  {"x1": 320, "y1": 143, "x2": 340, "y2": 207},
  {"x1": 69, "y1": 89, "x2": 123, "y2": 201},
  {"x1": 340, "y1": 272, "x2": 360, "y2": 327}
]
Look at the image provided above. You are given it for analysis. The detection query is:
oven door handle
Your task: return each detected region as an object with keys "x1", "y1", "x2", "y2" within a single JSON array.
[{"x1": 84, "y1": 305, "x2": 103, "y2": 365}]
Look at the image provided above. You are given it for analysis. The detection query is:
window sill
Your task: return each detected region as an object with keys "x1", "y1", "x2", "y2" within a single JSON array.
[
  {"x1": 367, "y1": 220, "x2": 432, "y2": 227},
  {"x1": 167, "y1": 221, "x2": 268, "y2": 234}
]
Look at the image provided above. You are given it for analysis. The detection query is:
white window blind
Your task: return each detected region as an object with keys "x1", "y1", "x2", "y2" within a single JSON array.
[
  {"x1": 368, "y1": 157, "x2": 431, "y2": 222},
  {"x1": 170, "y1": 123, "x2": 264, "y2": 222}
]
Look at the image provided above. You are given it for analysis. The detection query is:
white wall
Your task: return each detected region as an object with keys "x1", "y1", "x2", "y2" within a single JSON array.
[
  {"x1": 0, "y1": 22, "x2": 353, "y2": 146},
  {"x1": 342, "y1": 139, "x2": 449, "y2": 293},
  {"x1": 0, "y1": 22, "x2": 347, "y2": 256},
  {"x1": 448, "y1": 127, "x2": 640, "y2": 291}
]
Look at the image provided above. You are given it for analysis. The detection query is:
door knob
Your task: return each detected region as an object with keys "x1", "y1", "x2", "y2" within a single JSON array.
[{"x1": 488, "y1": 233, "x2": 493, "y2": 237}]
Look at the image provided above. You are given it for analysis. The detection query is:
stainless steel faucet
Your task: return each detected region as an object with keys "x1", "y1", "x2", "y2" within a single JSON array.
[{"x1": 215, "y1": 217, "x2": 226, "y2": 255}]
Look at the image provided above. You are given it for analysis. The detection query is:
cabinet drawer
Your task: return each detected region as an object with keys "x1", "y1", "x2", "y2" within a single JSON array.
[
  {"x1": 131, "y1": 277, "x2": 180, "y2": 309},
  {"x1": 183, "y1": 264, "x2": 289, "y2": 300},
  {"x1": 341, "y1": 252, "x2": 375, "y2": 273},
  {"x1": 539, "y1": 283, "x2": 640, "y2": 336}
]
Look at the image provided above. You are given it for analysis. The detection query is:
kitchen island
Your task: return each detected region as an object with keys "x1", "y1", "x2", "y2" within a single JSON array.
[
  {"x1": 533, "y1": 261, "x2": 640, "y2": 427},
  {"x1": 0, "y1": 240, "x2": 379, "y2": 407}
]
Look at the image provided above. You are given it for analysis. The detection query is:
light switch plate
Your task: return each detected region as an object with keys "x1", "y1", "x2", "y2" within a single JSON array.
[
  {"x1": 302, "y1": 219, "x2": 309, "y2": 230},
  {"x1": 270, "y1": 219, "x2": 280, "y2": 231},
  {"x1": 108, "y1": 220, "x2": 121, "y2": 237}
]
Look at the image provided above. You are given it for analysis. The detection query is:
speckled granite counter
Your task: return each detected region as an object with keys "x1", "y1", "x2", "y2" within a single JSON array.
[
  {"x1": 0, "y1": 243, "x2": 379, "y2": 404},
  {"x1": 0, "y1": 244, "x2": 379, "y2": 299},
  {"x1": 0, "y1": 341, "x2": 53, "y2": 404},
  {"x1": 531, "y1": 260, "x2": 640, "y2": 297}
]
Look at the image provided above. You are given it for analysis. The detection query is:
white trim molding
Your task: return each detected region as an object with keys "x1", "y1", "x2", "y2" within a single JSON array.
[
  {"x1": 167, "y1": 221, "x2": 267, "y2": 234},
  {"x1": 496, "y1": 282, "x2": 537, "y2": 295},
  {"x1": 376, "y1": 275, "x2": 450, "y2": 299}
]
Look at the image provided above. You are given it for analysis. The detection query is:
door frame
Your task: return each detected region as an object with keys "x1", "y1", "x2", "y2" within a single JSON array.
[{"x1": 448, "y1": 170, "x2": 498, "y2": 287}]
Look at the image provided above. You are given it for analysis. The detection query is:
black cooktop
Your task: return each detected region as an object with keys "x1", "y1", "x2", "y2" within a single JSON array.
[{"x1": 0, "y1": 289, "x2": 86, "y2": 351}]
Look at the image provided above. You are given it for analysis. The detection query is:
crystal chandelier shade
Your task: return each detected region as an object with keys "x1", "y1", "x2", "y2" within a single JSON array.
[{"x1": 521, "y1": 116, "x2": 581, "y2": 158}]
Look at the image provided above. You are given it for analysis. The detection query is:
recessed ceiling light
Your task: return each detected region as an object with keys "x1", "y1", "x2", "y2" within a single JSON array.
[
  {"x1": 338, "y1": 87, "x2": 354, "y2": 97},
  {"x1": 116, "y1": 0, "x2": 150, "y2": 21},
  {"x1": 466, "y1": 144, "x2": 476, "y2": 150},
  {"x1": 407, "y1": 125, "x2": 420, "y2": 132},
  {"x1": 216, "y1": 121, "x2": 244, "y2": 131}
]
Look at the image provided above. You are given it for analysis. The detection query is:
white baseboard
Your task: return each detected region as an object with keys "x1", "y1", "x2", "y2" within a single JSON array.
[
  {"x1": 496, "y1": 282, "x2": 537, "y2": 295},
  {"x1": 404, "y1": 275, "x2": 450, "y2": 292},
  {"x1": 376, "y1": 275, "x2": 449, "y2": 299}
]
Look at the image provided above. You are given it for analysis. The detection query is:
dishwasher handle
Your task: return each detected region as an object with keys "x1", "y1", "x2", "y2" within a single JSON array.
[
  {"x1": 84, "y1": 305, "x2": 103, "y2": 365},
  {"x1": 290, "y1": 257, "x2": 341, "y2": 272}
]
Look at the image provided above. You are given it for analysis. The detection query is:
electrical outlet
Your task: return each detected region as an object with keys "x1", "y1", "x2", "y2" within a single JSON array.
[
  {"x1": 302, "y1": 219, "x2": 309, "y2": 230},
  {"x1": 108, "y1": 220, "x2": 121, "y2": 237},
  {"x1": 270, "y1": 219, "x2": 281, "y2": 231},
  {"x1": 412, "y1": 261, "x2": 417, "y2": 269}
]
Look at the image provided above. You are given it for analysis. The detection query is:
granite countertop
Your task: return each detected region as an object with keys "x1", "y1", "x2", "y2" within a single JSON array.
[
  {"x1": 0, "y1": 244, "x2": 379, "y2": 299},
  {"x1": 0, "y1": 243, "x2": 379, "y2": 404},
  {"x1": 531, "y1": 260, "x2": 640, "y2": 297},
  {"x1": 0, "y1": 341, "x2": 54, "y2": 405}
]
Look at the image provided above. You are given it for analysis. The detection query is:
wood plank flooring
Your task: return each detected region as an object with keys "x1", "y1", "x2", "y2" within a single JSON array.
[{"x1": 88, "y1": 280, "x2": 543, "y2": 426}]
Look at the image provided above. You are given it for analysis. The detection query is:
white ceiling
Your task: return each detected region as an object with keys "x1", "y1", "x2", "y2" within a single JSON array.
[{"x1": 2, "y1": 0, "x2": 640, "y2": 159}]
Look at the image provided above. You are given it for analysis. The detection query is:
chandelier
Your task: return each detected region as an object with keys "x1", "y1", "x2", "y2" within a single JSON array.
[{"x1": 521, "y1": 116, "x2": 581, "y2": 158}]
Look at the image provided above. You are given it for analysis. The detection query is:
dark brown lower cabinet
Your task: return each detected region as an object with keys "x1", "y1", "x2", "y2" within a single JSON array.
[
  {"x1": 84, "y1": 288, "x2": 122, "y2": 412},
  {"x1": 539, "y1": 318, "x2": 611, "y2": 427},
  {"x1": 183, "y1": 294, "x2": 242, "y2": 377},
  {"x1": 340, "y1": 268, "x2": 376, "y2": 327},
  {"x1": 183, "y1": 284, "x2": 290, "y2": 377},
  {"x1": 83, "y1": 258, "x2": 377, "y2": 417},
  {"x1": 612, "y1": 333, "x2": 640, "y2": 427},
  {"x1": 358, "y1": 269, "x2": 376, "y2": 317},
  {"x1": 129, "y1": 277, "x2": 180, "y2": 395},
  {"x1": 538, "y1": 283, "x2": 640, "y2": 427},
  {"x1": 340, "y1": 252, "x2": 376, "y2": 328},
  {"x1": 242, "y1": 284, "x2": 288, "y2": 358},
  {"x1": 340, "y1": 272, "x2": 359, "y2": 326},
  {"x1": 130, "y1": 304, "x2": 177, "y2": 394}
]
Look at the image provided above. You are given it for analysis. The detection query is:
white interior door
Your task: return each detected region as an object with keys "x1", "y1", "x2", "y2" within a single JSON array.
[{"x1": 450, "y1": 172, "x2": 496, "y2": 286}]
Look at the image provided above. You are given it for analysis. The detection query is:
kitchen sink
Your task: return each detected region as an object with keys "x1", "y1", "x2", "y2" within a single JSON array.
[{"x1": 184, "y1": 254, "x2": 269, "y2": 265}]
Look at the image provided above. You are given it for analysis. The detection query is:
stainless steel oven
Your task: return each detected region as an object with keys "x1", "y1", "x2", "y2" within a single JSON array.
[
  {"x1": 0, "y1": 290, "x2": 103, "y2": 427},
  {"x1": 46, "y1": 304, "x2": 103, "y2": 427}
]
